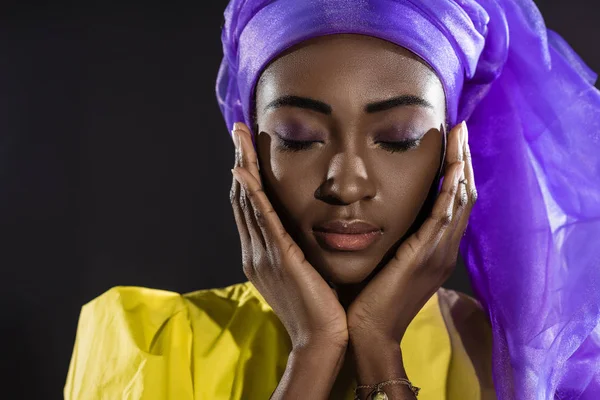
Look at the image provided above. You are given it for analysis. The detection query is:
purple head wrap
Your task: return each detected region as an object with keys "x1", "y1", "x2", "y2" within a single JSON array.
[{"x1": 216, "y1": 0, "x2": 600, "y2": 398}]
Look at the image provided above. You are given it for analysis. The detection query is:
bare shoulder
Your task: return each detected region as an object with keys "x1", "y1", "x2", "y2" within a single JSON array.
[{"x1": 437, "y1": 288, "x2": 497, "y2": 399}]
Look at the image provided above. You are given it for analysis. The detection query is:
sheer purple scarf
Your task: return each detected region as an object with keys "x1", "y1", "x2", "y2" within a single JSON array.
[{"x1": 216, "y1": 0, "x2": 600, "y2": 398}]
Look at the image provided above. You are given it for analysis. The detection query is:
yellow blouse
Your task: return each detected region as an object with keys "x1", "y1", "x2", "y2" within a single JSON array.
[{"x1": 64, "y1": 281, "x2": 482, "y2": 399}]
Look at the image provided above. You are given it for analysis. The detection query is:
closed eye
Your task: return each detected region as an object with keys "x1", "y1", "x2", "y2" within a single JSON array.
[
  {"x1": 375, "y1": 139, "x2": 421, "y2": 153},
  {"x1": 277, "y1": 137, "x2": 322, "y2": 152},
  {"x1": 276, "y1": 137, "x2": 421, "y2": 153}
]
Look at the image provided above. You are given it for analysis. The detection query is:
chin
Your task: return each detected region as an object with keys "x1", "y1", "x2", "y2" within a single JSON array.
[
  {"x1": 317, "y1": 257, "x2": 376, "y2": 285},
  {"x1": 306, "y1": 246, "x2": 393, "y2": 286}
]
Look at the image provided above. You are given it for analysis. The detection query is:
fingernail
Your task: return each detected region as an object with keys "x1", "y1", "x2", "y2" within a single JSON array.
[
  {"x1": 461, "y1": 121, "x2": 468, "y2": 142},
  {"x1": 233, "y1": 122, "x2": 243, "y2": 132},
  {"x1": 456, "y1": 122, "x2": 465, "y2": 163},
  {"x1": 231, "y1": 130, "x2": 239, "y2": 149},
  {"x1": 231, "y1": 168, "x2": 241, "y2": 182},
  {"x1": 237, "y1": 131, "x2": 244, "y2": 157}
]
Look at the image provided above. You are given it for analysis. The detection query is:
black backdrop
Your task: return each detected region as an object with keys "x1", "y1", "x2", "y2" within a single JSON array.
[{"x1": 2, "y1": 1, "x2": 599, "y2": 398}]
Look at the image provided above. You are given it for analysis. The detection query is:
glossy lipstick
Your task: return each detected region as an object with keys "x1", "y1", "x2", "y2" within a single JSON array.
[{"x1": 313, "y1": 220, "x2": 382, "y2": 251}]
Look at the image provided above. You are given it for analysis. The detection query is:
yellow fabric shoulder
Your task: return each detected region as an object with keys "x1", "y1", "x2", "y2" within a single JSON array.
[{"x1": 65, "y1": 282, "x2": 482, "y2": 400}]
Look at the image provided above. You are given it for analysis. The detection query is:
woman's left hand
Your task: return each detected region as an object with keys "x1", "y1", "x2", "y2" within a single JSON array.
[{"x1": 346, "y1": 121, "x2": 477, "y2": 344}]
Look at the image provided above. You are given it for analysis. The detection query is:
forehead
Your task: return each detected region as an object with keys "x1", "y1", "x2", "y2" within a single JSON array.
[{"x1": 256, "y1": 34, "x2": 445, "y2": 112}]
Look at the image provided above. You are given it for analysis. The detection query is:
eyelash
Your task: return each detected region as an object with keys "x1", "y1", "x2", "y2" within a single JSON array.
[
  {"x1": 277, "y1": 138, "x2": 421, "y2": 153},
  {"x1": 375, "y1": 139, "x2": 422, "y2": 153},
  {"x1": 278, "y1": 138, "x2": 322, "y2": 152}
]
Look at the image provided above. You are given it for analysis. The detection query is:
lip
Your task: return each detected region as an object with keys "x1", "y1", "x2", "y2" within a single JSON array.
[
  {"x1": 314, "y1": 220, "x2": 380, "y2": 234},
  {"x1": 313, "y1": 220, "x2": 382, "y2": 251}
]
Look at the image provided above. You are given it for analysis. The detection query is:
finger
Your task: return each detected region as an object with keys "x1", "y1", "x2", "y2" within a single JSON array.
[
  {"x1": 398, "y1": 159, "x2": 464, "y2": 262},
  {"x1": 452, "y1": 175, "x2": 468, "y2": 236},
  {"x1": 230, "y1": 128, "x2": 245, "y2": 225},
  {"x1": 462, "y1": 121, "x2": 477, "y2": 206},
  {"x1": 451, "y1": 122, "x2": 478, "y2": 246},
  {"x1": 233, "y1": 129, "x2": 242, "y2": 168},
  {"x1": 233, "y1": 168, "x2": 267, "y2": 252},
  {"x1": 447, "y1": 123, "x2": 468, "y2": 240},
  {"x1": 231, "y1": 127, "x2": 264, "y2": 254},
  {"x1": 233, "y1": 166, "x2": 302, "y2": 262},
  {"x1": 422, "y1": 121, "x2": 463, "y2": 248},
  {"x1": 233, "y1": 122, "x2": 261, "y2": 186},
  {"x1": 232, "y1": 131, "x2": 266, "y2": 273},
  {"x1": 230, "y1": 168, "x2": 252, "y2": 268},
  {"x1": 445, "y1": 122, "x2": 464, "y2": 167}
]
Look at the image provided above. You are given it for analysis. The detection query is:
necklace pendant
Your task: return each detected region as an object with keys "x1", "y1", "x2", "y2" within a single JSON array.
[{"x1": 370, "y1": 390, "x2": 388, "y2": 400}]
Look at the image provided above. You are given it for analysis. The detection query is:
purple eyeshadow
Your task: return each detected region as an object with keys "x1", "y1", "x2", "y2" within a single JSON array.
[
  {"x1": 274, "y1": 122, "x2": 324, "y2": 141},
  {"x1": 375, "y1": 127, "x2": 420, "y2": 142}
]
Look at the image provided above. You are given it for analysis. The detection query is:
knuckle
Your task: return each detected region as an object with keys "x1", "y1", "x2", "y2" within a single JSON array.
[
  {"x1": 451, "y1": 185, "x2": 459, "y2": 198},
  {"x1": 401, "y1": 238, "x2": 420, "y2": 259},
  {"x1": 249, "y1": 187, "x2": 264, "y2": 199},
  {"x1": 459, "y1": 190, "x2": 468, "y2": 207},
  {"x1": 239, "y1": 189, "x2": 251, "y2": 212},
  {"x1": 245, "y1": 188, "x2": 258, "y2": 203},
  {"x1": 283, "y1": 241, "x2": 296, "y2": 258},
  {"x1": 464, "y1": 148, "x2": 472, "y2": 163},
  {"x1": 454, "y1": 169, "x2": 463, "y2": 185},
  {"x1": 439, "y1": 212, "x2": 453, "y2": 227},
  {"x1": 239, "y1": 193, "x2": 248, "y2": 211},
  {"x1": 284, "y1": 243, "x2": 305, "y2": 264},
  {"x1": 439, "y1": 190, "x2": 453, "y2": 204},
  {"x1": 245, "y1": 187, "x2": 256, "y2": 199},
  {"x1": 264, "y1": 245, "x2": 281, "y2": 266},
  {"x1": 279, "y1": 230, "x2": 291, "y2": 243},
  {"x1": 470, "y1": 188, "x2": 479, "y2": 204},
  {"x1": 242, "y1": 261, "x2": 256, "y2": 279},
  {"x1": 253, "y1": 207, "x2": 265, "y2": 226},
  {"x1": 431, "y1": 209, "x2": 452, "y2": 227},
  {"x1": 241, "y1": 247, "x2": 252, "y2": 263},
  {"x1": 254, "y1": 250, "x2": 268, "y2": 269},
  {"x1": 448, "y1": 180, "x2": 459, "y2": 196}
]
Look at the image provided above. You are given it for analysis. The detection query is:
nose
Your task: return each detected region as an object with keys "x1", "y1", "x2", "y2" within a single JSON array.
[{"x1": 315, "y1": 151, "x2": 377, "y2": 205}]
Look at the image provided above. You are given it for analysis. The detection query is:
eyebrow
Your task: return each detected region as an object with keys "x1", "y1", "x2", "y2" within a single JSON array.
[
  {"x1": 264, "y1": 94, "x2": 433, "y2": 115},
  {"x1": 264, "y1": 95, "x2": 332, "y2": 114},
  {"x1": 365, "y1": 95, "x2": 433, "y2": 113}
]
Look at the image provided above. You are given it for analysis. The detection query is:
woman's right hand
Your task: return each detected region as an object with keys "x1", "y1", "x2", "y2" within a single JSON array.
[{"x1": 229, "y1": 122, "x2": 348, "y2": 352}]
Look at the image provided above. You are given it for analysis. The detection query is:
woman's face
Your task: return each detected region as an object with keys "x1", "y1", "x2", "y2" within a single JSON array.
[{"x1": 254, "y1": 34, "x2": 446, "y2": 286}]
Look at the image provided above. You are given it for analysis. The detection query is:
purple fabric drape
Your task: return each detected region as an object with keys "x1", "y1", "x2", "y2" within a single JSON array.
[{"x1": 216, "y1": 0, "x2": 600, "y2": 398}]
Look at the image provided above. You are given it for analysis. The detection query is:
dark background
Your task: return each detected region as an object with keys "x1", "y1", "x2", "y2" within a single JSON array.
[{"x1": 2, "y1": 1, "x2": 598, "y2": 398}]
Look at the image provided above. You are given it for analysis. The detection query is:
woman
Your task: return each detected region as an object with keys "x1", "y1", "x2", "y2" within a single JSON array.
[{"x1": 64, "y1": 0, "x2": 600, "y2": 399}]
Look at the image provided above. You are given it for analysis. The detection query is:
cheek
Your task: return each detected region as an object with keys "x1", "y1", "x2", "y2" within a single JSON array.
[
  {"x1": 387, "y1": 167, "x2": 435, "y2": 218},
  {"x1": 375, "y1": 139, "x2": 441, "y2": 227},
  {"x1": 260, "y1": 150, "x2": 320, "y2": 224},
  {"x1": 378, "y1": 158, "x2": 434, "y2": 207}
]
